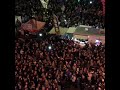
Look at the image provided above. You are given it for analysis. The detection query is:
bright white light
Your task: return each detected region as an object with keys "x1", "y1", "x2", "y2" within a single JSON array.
[
  {"x1": 80, "y1": 41, "x2": 84, "y2": 44},
  {"x1": 90, "y1": 1, "x2": 92, "y2": 4},
  {"x1": 48, "y1": 46, "x2": 52, "y2": 50},
  {"x1": 85, "y1": 41, "x2": 88, "y2": 43},
  {"x1": 64, "y1": 19, "x2": 66, "y2": 22},
  {"x1": 39, "y1": 33, "x2": 42, "y2": 36},
  {"x1": 80, "y1": 41, "x2": 85, "y2": 47},
  {"x1": 95, "y1": 40, "x2": 99, "y2": 43},
  {"x1": 95, "y1": 40, "x2": 101, "y2": 46},
  {"x1": 74, "y1": 38, "x2": 77, "y2": 41}
]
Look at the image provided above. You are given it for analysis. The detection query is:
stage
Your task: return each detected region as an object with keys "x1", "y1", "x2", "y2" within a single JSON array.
[{"x1": 49, "y1": 25, "x2": 105, "y2": 43}]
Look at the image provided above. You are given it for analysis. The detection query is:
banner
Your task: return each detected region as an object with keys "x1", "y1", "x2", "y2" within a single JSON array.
[{"x1": 20, "y1": 19, "x2": 46, "y2": 33}]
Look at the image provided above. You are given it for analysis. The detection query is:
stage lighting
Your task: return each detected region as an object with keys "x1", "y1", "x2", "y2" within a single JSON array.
[
  {"x1": 48, "y1": 46, "x2": 52, "y2": 50},
  {"x1": 39, "y1": 33, "x2": 42, "y2": 36},
  {"x1": 90, "y1": 1, "x2": 92, "y2": 4}
]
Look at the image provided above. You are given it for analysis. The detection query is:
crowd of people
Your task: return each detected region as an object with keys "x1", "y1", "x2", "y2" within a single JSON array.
[
  {"x1": 15, "y1": 0, "x2": 47, "y2": 23},
  {"x1": 55, "y1": 0, "x2": 104, "y2": 28},
  {"x1": 15, "y1": 0, "x2": 105, "y2": 28},
  {"x1": 15, "y1": 0, "x2": 105, "y2": 89},
  {"x1": 15, "y1": 31, "x2": 105, "y2": 90}
]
